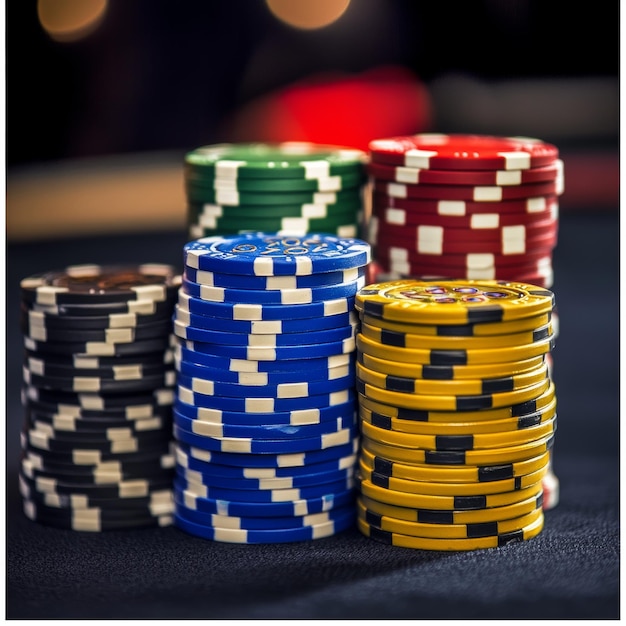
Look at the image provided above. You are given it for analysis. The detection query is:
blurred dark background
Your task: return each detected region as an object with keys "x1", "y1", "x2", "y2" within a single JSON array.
[
  {"x1": 6, "y1": 0, "x2": 620, "y2": 241},
  {"x1": 7, "y1": 0, "x2": 619, "y2": 163}
]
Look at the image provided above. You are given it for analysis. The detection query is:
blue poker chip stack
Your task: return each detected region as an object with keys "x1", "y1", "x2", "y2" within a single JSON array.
[
  {"x1": 171, "y1": 232, "x2": 371, "y2": 543},
  {"x1": 18, "y1": 264, "x2": 181, "y2": 531}
]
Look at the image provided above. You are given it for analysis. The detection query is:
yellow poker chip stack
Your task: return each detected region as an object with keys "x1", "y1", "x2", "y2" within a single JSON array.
[
  {"x1": 353, "y1": 278, "x2": 557, "y2": 551},
  {"x1": 365, "y1": 133, "x2": 563, "y2": 511}
]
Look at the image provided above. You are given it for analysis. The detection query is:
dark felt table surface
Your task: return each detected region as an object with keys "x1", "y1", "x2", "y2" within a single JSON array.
[{"x1": 5, "y1": 212, "x2": 619, "y2": 619}]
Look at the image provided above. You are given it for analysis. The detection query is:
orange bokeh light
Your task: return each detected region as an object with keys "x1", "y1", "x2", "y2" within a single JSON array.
[
  {"x1": 266, "y1": 0, "x2": 351, "y2": 30},
  {"x1": 38, "y1": 0, "x2": 107, "y2": 42}
]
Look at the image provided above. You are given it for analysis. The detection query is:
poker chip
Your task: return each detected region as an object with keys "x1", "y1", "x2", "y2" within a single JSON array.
[
  {"x1": 360, "y1": 447, "x2": 552, "y2": 484},
  {"x1": 362, "y1": 432, "x2": 555, "y2": 466},
  {"x1": 24, "y1": 410, "x2": 169, "y2": 434},
  {"x1": 356, "y1": 498, "x2": 543, "y2": 539},
  {"x1": 173, "y1": 423, "x2": 358, "y2": 456},
  {"x1": 356, "y1": 377, "x2": 551, "y2": 412},
  {"x1": 22, "y1": 349, "x2": 175, "y2": 370},
  {"x1": 372, "y1": 199, "x2": 559, "y2": 228},
  {"x1": 18, "y1": 264, "x2": 180, "y2": 531},
  {"x1": 173, "y1": 507, "x2": 355, "y2": 544},
  {"x1": 375, "y1": 247, "x2": 554, "y2": 270},
  {"x1": 24, "y1": 359, "x2": 172, "y2": 386},
  {"x1": 179, "y1": 335, "x2": 357, "y2": 362},
  {"x1": 23, "y1": 335, "x2": 174, "y2": 358},
  {"x1": 171, "y1": 232, "x2": 370, "y2": 543},
  {"x1": 370, "y1": 217, "x2": 559, "y2": 245},
  {"x1": 184, "y1": 265, "x2": 366, "y2": 290},
  {"x1": 185, "y1": 142, "x2": 367, "y2": 177},
  {"x1": 174, "y1": 305, "x2": 359, "y2": 335},
  {"x1": 188, "y1": 197, "x2": 362, "y2": 222},
  {"x1": 355, "y1": 279, "x2": 555, "y2": 324},
  {"x1": 355, "y1": 359, "x2": 551, "y2": 396},
  {"x1": 357, "y1": 461, "x2": 550, "y2": 497},
  {"x1": 21, "y1": 305, "x2": 173, "y2": 330},
  {"x1": 176, "y1": 499, "x2": 353, "y2": 531},
  {"x1": 356, "y1": 332, "x2": 555, "y2": 365},
  {"x1": 172, "y1": 317, "x2": 358, "y2": 346},
  {"x1": 188, "y1": 212, "x2": 363, "y2": 240},
  {"x1": 356, "y1": 351, "x2": 548, "y2": 380},
  {"x1": 186, "y1": 171, "x2": 365, "y2": 193},
  {"x1": 19, "y1": 473, "x2": 172, "y2": 510},
  {"x1": 372, "y1": 192, "x2": 559, "y2": 216},
  {"x1": 28, "y1": 297, "x2": 176, "y2": 318},
  {"x1": 184, "y1": 142, "x2": 368, "y2": 240},
  {"x1": 353, "y1": 275, "x2": 558, "y2": 550},
  {"x1": 356, "y1": 513, "x2": 543, "y2": 552},
  {"x1": 359, "y1": 310, "x2": 553, "y2": 337},
  {"x1": 360, "y1": 490, "x2": 544, "y2": 525},
  {"x1": 359, "y1": 413, "x2": 557, "y2": 451},
  {"x1": 358, "y1": 380, "x2": 556, "y2": 424},
  {"x1": 175, "y1": 443, "x2": 356, "y2": 476},
  {"x1": 22, "y1": 384, "x2": 175, "y2": 411},
  {"x1": 359, "y1": 318, "x2": 554, "y2": 350},
  {"x1": 367, "y1": 160, "x2": 562, "y2": 186},
  {"x1": 373, "y1": 179, "x2": 563, "y2": 202},
  {"x1": 175, "y1": 343, "x2": 354, "y2": 373},
  {"x1": 21, "y1": 318, "x2": 174, "y2": 344},
  {"x1": 21, "y1": 457, "x2": 173, "y2": 486},
  {"x1": 175, "y1": 370, "x2": 356, "y2": 400},
  {"x1": 20, "y1": 264, "x2": 181, "y2": 306},
  {"x1": 174, "y1": 396, "x2": 358, "y2": 427},
  {"x1": 186, "y1": 187, "x2": 360, "y2": 207},
  {"x1": 22, "y1": 499, "x2": 173, "y2": 532},
  {"x1": 184, "y1": 233, "x2": 371, "y2": 276},
  {"x1": 359, "y1": 398, "x2": 557, "y2": 436},
  {"x1": 372, "y1": 231, "x2": 557, "y2": 259},
  {"x1": 356, "y1": 474, "x2": 545, "y2": 510},
  {"x1": 176, "y1": 482, "x2": 356, "y2": 518},
  {"x1": 176, "y1": 352, "x2": 356, "y2": 386},
  {"x1": 23, "y1": 366, "x2": 176, "y2": 394},
  {"x1": 178, "y1": 463, "x2": 354, "y2": 491},
  {"x1": 180, "y1": 273, "x2": 366, "y2": 304},
  {"x1": 369, "y1": 134, "x2": 559, "y2": 170}
]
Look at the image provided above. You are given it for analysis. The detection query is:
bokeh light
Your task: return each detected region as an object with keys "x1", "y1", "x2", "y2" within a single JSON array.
[
  {"x1": 38, "y1": 0, "x2": 107, "y2": 43},
  {"x1": 266, "y1": 0, "x2": 351, "y2": 30}
]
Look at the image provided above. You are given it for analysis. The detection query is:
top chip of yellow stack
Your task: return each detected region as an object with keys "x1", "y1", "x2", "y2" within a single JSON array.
[{"x1": 355, "y1": 279, "x2": 555, "y2": 325}]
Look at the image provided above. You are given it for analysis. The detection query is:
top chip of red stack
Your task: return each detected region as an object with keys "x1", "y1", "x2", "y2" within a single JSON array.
[{"x1": 368, "y1": 134, "x2": 559, "y2": 171}]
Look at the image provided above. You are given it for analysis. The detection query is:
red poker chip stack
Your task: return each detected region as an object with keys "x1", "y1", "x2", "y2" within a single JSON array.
[
  {"x1": 365, "y1": 133, "x2": 563, "y2": 510},
  {"x1": 366, "y1": 133, "x2": 563, "y2": 289}
]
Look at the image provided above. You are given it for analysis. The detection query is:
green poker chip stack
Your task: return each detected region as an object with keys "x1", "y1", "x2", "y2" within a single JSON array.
[{"x1": 184, "y1": 142, "x2": 369, "y2": 239}]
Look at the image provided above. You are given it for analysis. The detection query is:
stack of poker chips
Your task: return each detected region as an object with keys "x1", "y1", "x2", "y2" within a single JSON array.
[
  {"x1": 18, "y1": 264, "x2": 181, "y2": 531},
  {"x1": 353, "y1": 279, "x2": 557, "y2": 551},
  {"x1": 170, "y1": 233, "x2": 371, "y2": 544},
  {"x1": 184, "y1": 142, "x2": 368, "y2": 240},
  {"x1": 365, "y1": 133, "x2": 562, "y2": 510},
  {"x1": 366, "y1": 133, "x2": 562, "y2": 288}
]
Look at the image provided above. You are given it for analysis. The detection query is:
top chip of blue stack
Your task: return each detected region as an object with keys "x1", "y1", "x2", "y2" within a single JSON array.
[{"x1": 183, "y1": 233, "x2": 371, "y2": 276}]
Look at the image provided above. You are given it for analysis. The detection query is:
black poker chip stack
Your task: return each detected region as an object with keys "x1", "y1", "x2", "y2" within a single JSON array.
[{"x1": 17, "y1": 264, "x2": 181, "y2": 531}]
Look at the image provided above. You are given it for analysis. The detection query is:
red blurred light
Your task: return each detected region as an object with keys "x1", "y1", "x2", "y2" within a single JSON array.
[{"x1": 221, "y1": 65, "x2": 433, "y2": 151}]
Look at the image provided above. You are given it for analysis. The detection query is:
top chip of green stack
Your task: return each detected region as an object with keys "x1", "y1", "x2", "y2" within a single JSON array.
[{"x1": 185, "y1": 142, "x2": 368, "y2": 180}]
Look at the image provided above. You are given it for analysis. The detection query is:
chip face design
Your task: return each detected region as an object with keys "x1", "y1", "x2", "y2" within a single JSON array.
[
  {"x1": 355, "y1": 279, "x2": 555, "y2": 325},
  {"x1": 184, "y1": 233, "x2": 371, "y2": 276}
]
